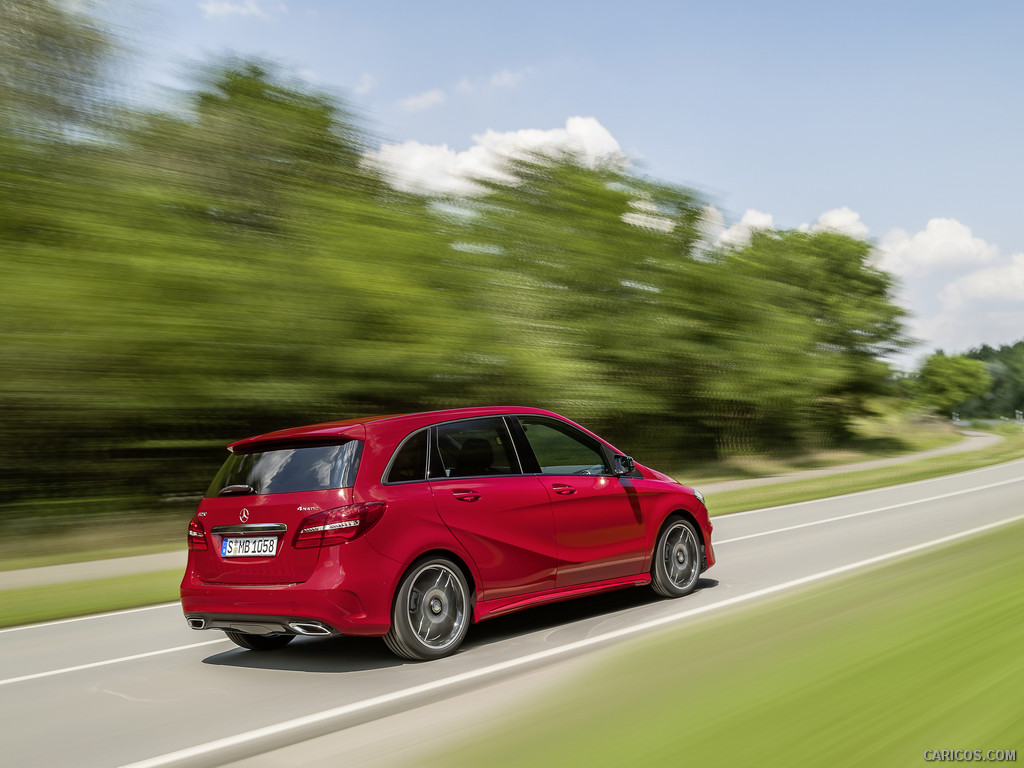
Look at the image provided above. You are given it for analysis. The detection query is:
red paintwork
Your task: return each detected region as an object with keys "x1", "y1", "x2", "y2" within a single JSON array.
[
  {"x1": 180, "y1": 406, "x2": 714, "y2": 639},
  {"x1": 428, "y1": 475, "x2": 557, "y2": 600}
]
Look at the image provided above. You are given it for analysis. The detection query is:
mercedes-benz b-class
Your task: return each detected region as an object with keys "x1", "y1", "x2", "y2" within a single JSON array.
[{"x1": 181, "y1": 407, "x2": 714, "y2": 660}]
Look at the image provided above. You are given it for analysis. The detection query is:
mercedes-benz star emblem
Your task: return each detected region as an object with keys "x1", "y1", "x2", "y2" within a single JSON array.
[{"x1": 239, "y1": 508, "x2": 250, "y2": 523}]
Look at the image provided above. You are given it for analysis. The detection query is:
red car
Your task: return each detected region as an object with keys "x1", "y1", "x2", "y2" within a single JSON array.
[{"x1": 181, "y1": 407, "x2": 714, "y2": 660}]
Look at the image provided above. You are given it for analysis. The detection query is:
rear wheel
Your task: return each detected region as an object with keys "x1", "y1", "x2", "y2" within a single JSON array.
[
  {"x1": 224, "y1": 631, "x2": 295, "y2": 651},
  {"x1": 651, "y1": 517, "x2": 702, "y2": 598},
  {"x1": 384, "y1": 557, "x2": 471, "y2": 661}
]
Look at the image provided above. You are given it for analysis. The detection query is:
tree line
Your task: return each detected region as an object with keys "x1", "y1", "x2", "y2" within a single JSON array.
[{"x1": 2, "y1": 1, "x2": 1003, "y2": 529}]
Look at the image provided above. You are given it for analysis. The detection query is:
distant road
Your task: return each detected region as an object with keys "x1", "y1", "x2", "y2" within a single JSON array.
[
  {"x1": 2, "y1": 457, "x2": 1022, "y2": 767},
  {"x1": 699, "y1": 428, "x2": 1002, "y2": 494}
]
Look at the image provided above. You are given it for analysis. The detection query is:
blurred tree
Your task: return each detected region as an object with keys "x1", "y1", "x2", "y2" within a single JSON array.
[
  {"x1": 452, "y1": 153, "x2": 717, "y2": 458},
  {"x1": 0, "y1": 0, "x2": 130, "y2": 522},
  {"x1": 134, "y1": 58, "x2": 374, "y2": 233},
  {"x1": 914, "y1": 352, "x2": 992, "y2": 415},
  {"x1": 954, "y1": 341, "x2": 1024, "y2": 418},
  {"x1": 713, "y1": 230, "x2": 908, "y2": 447},
  {"x1": 0, "y1": 0, "x2": 114, "y2": 140},
  {"x1": 0, "y1": 9, "x2": 924, "y2": 534}
]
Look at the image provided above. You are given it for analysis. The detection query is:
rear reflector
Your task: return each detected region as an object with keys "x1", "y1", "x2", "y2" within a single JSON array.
[
  {"x1": 187, "y1": 518, "x2": 208, "y2": 551},
  {"x1": 294, "y1": 502, "x2": 386, "y2": 548}
]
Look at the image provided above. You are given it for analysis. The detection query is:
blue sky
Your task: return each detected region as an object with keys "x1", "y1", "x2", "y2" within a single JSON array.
[{"x1": 132, "y1": 0, "x2": 1024, "y2": 368}]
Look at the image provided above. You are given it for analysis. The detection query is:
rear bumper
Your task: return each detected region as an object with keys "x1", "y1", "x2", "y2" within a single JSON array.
[
  {"x1": 180, "y1": 542, "x2": 401, "y2": 636},
  {"x1": 184, "y1": 613, "x2": 339, "y2": 637}
]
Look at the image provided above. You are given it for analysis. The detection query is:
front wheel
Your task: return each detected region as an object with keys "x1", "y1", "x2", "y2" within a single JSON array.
[
  {"x1": 224, "y1": 631, "x2": 295, "y2": 651},
  {"x1": 384, "y1": 557, "x2": 471, "y2": 661},
  {"x1": 651, "y1": 517, "x2": 702, "y2": 598}
]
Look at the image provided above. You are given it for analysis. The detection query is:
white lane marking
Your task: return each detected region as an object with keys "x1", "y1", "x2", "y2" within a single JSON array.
[
  {"x1": 0, "y1": 602, "x2": 180, "y2": 635},
  {"x1": 715, "y1": 475, "x2": 1024, "y2": 544},
  {"x1": 715, "y1": 456, "x2": 1024, "y2": 518},
  {"x1": 121, "y1": 512, "x2": 1024, "y2": 768},
  {"x1": 0, "y1": 639, "x2": 229, "y2": 687}
]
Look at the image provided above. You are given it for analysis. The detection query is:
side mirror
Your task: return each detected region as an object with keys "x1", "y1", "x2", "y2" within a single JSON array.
[{"x1": 613, "y1": 454, "x2": 635, "y2": 476}]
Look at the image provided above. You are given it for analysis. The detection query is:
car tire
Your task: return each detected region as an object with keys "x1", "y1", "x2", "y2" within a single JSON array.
[
  {"x1": 224, "y1": 631, "x2": 295, "y2": 651},
  {"x1": 651, "y1": 517, "x2": 702, "y2": 598},
  {"x1": 384, "y1": 557, "x2": 471, "y2": 661}
]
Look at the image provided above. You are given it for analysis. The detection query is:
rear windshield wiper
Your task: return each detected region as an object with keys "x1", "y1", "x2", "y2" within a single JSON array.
[{"x1": 219, "y1": 484, "x2": 256, "y2": 496}]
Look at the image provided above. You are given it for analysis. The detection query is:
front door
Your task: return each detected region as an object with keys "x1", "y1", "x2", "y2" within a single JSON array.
[{"x1": 516, "y1": 416, "x2": 646, "y2": 587}]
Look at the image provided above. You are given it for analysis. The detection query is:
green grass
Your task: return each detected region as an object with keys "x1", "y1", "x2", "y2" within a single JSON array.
[
  {"x1": 428, "y1": 519, "x2": 1024, "y2": 767},
  {"x1": 0, "y1": 569, "x2": 181, "y2": 628},
  {"x1": 703, "y1": 425, "x2": 1024, "y2": 515},
  {"x1": 677, "y1": 411, "x2": 964, "y2": 485},
  {"x1": 0, "y1": 513, "x2": 191, "y2": 571}
]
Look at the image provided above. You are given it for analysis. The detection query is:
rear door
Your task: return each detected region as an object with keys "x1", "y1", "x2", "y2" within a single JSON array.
[
  {"x1": 427, "y1": 417, "x2": 556, "y2": 600},
  {"x1": 514, "y1": 415, "x2": 646, "y2": 588}
]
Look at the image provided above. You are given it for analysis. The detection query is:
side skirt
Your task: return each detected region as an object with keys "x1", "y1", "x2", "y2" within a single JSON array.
[{"x1": 474, "y1": 574, "x2": 652, "y2": 623}]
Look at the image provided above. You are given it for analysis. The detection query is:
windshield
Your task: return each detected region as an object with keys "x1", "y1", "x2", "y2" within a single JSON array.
[{"x1": 205, "y1": 440, "x2": 362, "y2": 497}]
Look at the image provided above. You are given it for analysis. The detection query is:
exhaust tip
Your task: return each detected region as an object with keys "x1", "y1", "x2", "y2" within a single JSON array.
[
  {"x1": 187, "y1": 618, "x2": 206, "y2": 630},
  {"x1": 288, "y1": 621, "x2": 331, "y2": 636}
]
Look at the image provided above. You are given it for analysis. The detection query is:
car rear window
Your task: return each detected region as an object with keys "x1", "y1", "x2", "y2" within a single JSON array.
[{"x1": 206, "y1": 440, "x2": 362, "y2": 497}]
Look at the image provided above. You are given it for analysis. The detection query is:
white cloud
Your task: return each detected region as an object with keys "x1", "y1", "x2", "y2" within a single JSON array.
[
  {"x1": 690, "y1": 205, "x2": 725, "y2": 258},
  {"x1": 397, "y1": 88, "x2": 446, "y2": 112},
  {"x1": 872, "y1": 218, "x2": 1024, "y2": 366},
  {"x1": 454, "y1": 67, "x2": 532, "y2": 95},
  {"x1": 198, "y1": 0, "x2": 270, "y2": 19},
  {"x1": 698, "y1": 205, "x2": 725, "y2": 242},
  {"x1": 395, "y1": 68, "x2": 528, "y2": 113},
  {"x1": 365, "y1": 116, "x2": 625, "y2": 196},
  {"x1": 717, "y1": 209, "x2": 774, "y2": 248},
  {"x1": 875, "y1": 217, "x2": 999, "y2": 277},
  {"x1": 489, "y1": 68, "x2": 529, "y2": 89},
  {"x1": 474, "y1": 116, "x2": 622, "y2": 166},
  {"x1": 353, "y1": 73, "x2": 376, "y2": 96},
  {"x1": 622, "y1": 199, "x2": 675, "y2": 233},
  {"x1": 939, "y1": 252, "x2": 1024, "y2": 311},
  {"x1": 800, "y1": 206, "x2": 869, "y2": 239},
  {"x1": 364, "y1": 141, "x2": 490, "y2": 197}
]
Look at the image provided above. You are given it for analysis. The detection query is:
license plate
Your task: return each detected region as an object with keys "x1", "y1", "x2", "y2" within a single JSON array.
[{"x1": 221, "y1": 536, "x2": 278, "y2": 558}]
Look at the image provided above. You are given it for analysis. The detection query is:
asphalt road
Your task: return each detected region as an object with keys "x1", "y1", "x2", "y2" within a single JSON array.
[{"x1": 3, "y1": 458, "x2": 1022, "y2": 768}]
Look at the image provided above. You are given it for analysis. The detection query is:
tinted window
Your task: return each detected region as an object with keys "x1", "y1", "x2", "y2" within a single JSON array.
[
  {"x1": 518, "y1": 417, "x2": 609, "y2": 475},
  {"x1": 206, "y1": 441, "x2": 362, "y2": 496},
  {"x1": 385, "y1": 430, "x2": 428, "y2": 483},
  {"x1": 431, "y1": 418, "x2": 520, "y2": 478}
]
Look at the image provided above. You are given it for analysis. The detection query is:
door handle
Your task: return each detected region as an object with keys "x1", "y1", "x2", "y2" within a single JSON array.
[
  {"x1": 452, "y1": 489, "x2": 481, "y2": 502},
  {"x1": 552, "y1": 484, "x2": 576, "y2": 495}
]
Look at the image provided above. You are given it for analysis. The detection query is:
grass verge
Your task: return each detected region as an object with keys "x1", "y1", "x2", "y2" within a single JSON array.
[
  {"x1": 427, "y1": 518, "x2": 1024, "y2": 767},
  {"x1": 702, "y1": 424, "x2": 1024, "y2": 515},
  {"x1": 0, "y1": 570, "x2": 181, "y2": 628},
  {"x1": 0, "y1": 513, "x2": 191, "y2": 572}
]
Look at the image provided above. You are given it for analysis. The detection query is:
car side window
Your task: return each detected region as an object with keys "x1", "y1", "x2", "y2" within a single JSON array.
[
  {"x1": 385, "y1": 429, "x2": 428, "y2": 483},
  {"x1": 430, "y1": 418, "x2": 521, "y2": 478},
  {"x1": 518, "y1": 417, "x2": 610, "y2": 476}
]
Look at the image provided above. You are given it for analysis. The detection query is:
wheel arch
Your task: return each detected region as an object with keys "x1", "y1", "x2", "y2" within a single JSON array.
[
  {"x1": 398, "y1": 548, "x2": 478, "y2": 613},
  {"x1": 647, "y1": 507, "x2": 708, "y2": 572}
]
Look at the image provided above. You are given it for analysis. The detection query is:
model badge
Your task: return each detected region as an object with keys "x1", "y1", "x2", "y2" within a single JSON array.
[
  {"x1": 239, "y1": 508, "x2": 250, "y2": 522},
  {"x1": 298, "y1": 505, "x2": 319, "y2": 512}
]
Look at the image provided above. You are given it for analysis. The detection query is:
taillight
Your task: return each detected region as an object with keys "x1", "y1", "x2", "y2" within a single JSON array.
[
  {"x1": 187, "y1": 517, "x2": 208, "y2": 551},
  {"x1": 294, "y1": 502, "x2": 386, "y2": 548}
]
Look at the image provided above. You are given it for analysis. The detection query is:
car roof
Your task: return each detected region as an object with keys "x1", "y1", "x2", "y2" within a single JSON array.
[{"x1": 227, "y1": 406, "x2": 563, "y2": 452}]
